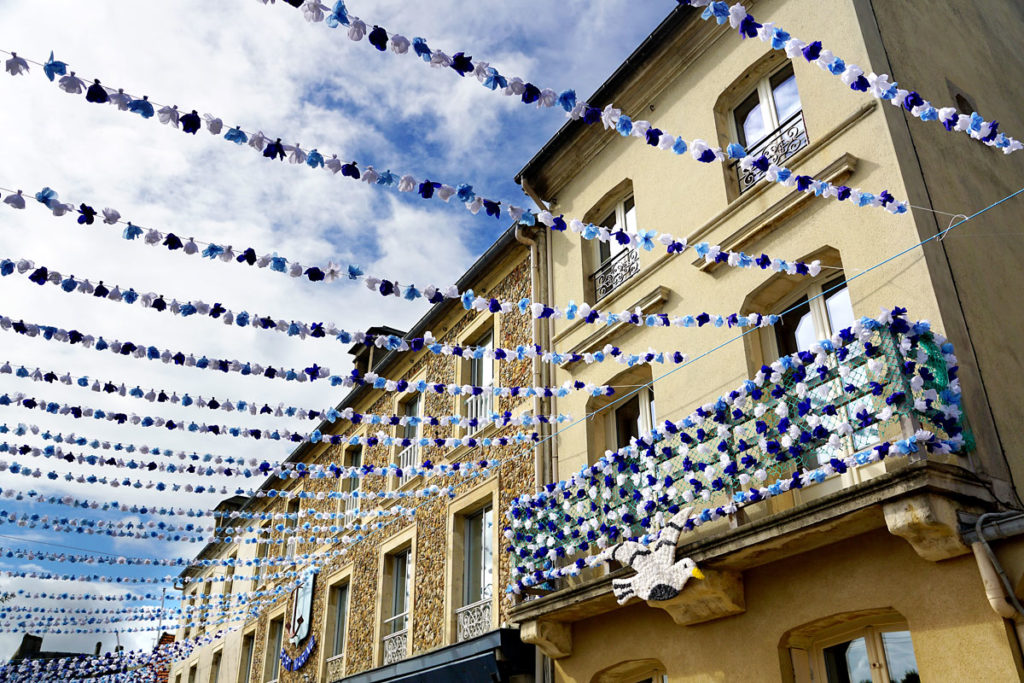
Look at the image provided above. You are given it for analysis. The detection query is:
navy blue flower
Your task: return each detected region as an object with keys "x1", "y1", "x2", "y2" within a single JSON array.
[
  {"x1": 521, "y1": 83, "x2": 541, "y2": 104},
  {"x1": 583, "y1": 106, "x2": 601, "y2": 125},
  {"x1": 263, "y1": 138, "x2": 286, "y2": 161},
  {"x1": 739, "y1": 14, "x2": 761, "y2": 38},
  {"x1": 450, "y1": 52, "x2": 473, "y2": 76},
  {"x1": 305, "y1": 267, "x2": 325, "y2": 282},
  {"x1": 77, "y1": 204, "x2": 96, "y2": 225},
  {"x1": 180, "y1": 110, "x2": 201, "y2": 134},
  {"x1": 802, "y1": 41, "x2": 822, "y2": 61},
  {"x1": 341, "y1": 161, "x2": 359, "y2": 179},
  {"x1": 645, "y1": 128, "x2": 663, "y2": 146},
  {"x1": 483, "y1": 200, "x2": 500, "y2": 218},
  {"x1": 418, "y1": 180, "x2": 440, "y2": 199},
  {"x1": 85, "y1": 80, "x2": 109, "y2": 104},
  {"x1": 368, "y1": 26, "x2": 388, "y2": 51}
]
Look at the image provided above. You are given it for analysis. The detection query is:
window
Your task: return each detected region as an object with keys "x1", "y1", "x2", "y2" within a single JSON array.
[
  {"x1": 731, "y1": 63, "x2": 808, "y2": 194},
  {"x1": 774, "y1": 276, "x2": 854, "y2": 358},
  {"x1": 237, "y1": 632, "x2": 254, "y2": 683},
  {"x1": 264, "y1": 617, "x2": 284, "y2": 682},
  {"x1": 612, "y1": 387, "x2": 656, "y2": 450},
  {"x1": 386, "y1": 549, "x2": 411, "y2": 635},
  {"x1": 285, "y1": 496, "x2": 301, "y2": 558},
  {"x1": 463, "y1": 506, "x2": 494, "y2": 606},
  {"x1": 397, "y1": 396, "x2": 420, "y2": 485},
  {"x1": 341, "y1": 446, "x2": 363, "y2": 522},
  {"x1": 456, "y1": 505, "x2": 494, "y2": 642},
  {"x1": 254, "y1": 528, "x2": 270, "y2": 587},
  {"x1": 188, "y1": 664, "x2": 197, "y2": 683},
  {"x1": 466, "y1": 330, "x2": 495, "y2": 433},
  {"x1": 199, "y1": 582, "x2": 213, "y2": 634},
  {"x1": 223, "y1": 556, "x2": 235, "y2": 598},
  {"x1": 209, "y1": 651, "x2": 222, "y2": 683},
  {"x1": 381, "y1": 547, "x2": 412, "y2": 664},
  {"x1": 813, "y1": 627, "x2": 919, "y2": 683},
  {"x1": 329, "y1": 582, "x2": 350, "y2": 657},
  {"x1": 591, "y1": 196, "x2": 640, "y2": 302}
]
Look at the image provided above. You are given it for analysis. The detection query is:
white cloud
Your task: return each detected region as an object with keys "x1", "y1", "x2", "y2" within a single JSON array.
[{"x1": 0, "y1": 0, "x2": 671, "y2": 662}]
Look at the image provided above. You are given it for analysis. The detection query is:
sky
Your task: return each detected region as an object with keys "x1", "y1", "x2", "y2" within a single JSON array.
[{"x1": 0, "y1": 0, "x2": 674, "y2": 661}]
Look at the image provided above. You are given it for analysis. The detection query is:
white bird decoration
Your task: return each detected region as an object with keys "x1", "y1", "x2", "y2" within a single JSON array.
[{"x1": 596, "y1": 507, "x2": 704, "y2": 605}]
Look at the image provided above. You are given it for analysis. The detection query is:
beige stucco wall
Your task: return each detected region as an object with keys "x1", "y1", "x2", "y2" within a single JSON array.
[{"x1": 556, "y1": 529, "x2": 1020, "y2": 682}]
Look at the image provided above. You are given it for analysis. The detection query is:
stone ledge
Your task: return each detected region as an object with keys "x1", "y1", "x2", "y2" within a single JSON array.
[
  {"x1": 520, "y1": 619, "x2": 572, "y2": 659},
  {"x1": 883, "y1": 493, "x2": 976, "y2": 561},
  {"x1": 650, "y1": 568, "x2": 745, "y2": 626}
]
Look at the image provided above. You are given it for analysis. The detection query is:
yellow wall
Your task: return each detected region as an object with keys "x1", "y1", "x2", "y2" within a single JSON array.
[{"x1": 559, "y1": 530, "x2": 1019, "y2": 682}]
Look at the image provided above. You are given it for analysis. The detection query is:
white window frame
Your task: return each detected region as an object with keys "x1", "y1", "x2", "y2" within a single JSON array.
[
  {"x1": 339, "y1": 444, "x2": 363, "y2": 523},
  {"x1": 803, "y1": 622, "x2": 918, "y2": 683},
  {"x1": 764, "y1": 276, "x2": 851, "y2": 362},
  {"x1": 466, "y1": 328, "x2": 496, "y2": 434},
  {"x1": 729, "y1": 63, "x2": 801, "y2": 148},
  {"x1": 264, "y1": 615, "x2": 285, "y2": 683},
  {"x1": 607, "y1": 386, "x2": 656, "y2": 450},
  {"x1": 237, "y1": 631, "x2": 255, "y2": 683},
  {"x1": 594, "y1": 195, "x2": 637, "y2": 267},
  {"x1": 395, "y1": 395, "x2": 421, "y2": 487}
]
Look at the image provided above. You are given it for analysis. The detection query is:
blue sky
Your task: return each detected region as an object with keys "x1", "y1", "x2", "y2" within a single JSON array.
[{"x1": 0, "y1": 0, "x2": 673, "y2": 659}]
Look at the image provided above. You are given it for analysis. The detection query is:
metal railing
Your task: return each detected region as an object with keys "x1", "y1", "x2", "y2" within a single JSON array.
[
  {"x1": 466, "y1": 392, "x2": 493, "y2": 435},
  {"x1": 325, "y1": 653, "x2": 345, "y2": 680},
  {"x1": 735, "y1": 111, "x2": 809, "y2": 194},
  {"x1": 456, "y1": 598, "x2": 492, "y2": 642},
  {"x1": 591, "y1": 248, "x2": 640, "y2": 302},
  {"x1": 397, "y1": 444, "x2": 419, "y2": 485},
  {"x1": 506, "y1": 318, "x2": 968, "y2": 593},
  {"x1": 381, "y1": 615, "x2": 408, "y2": 665},
  {"x1": 342, "y1": 492, "x2": 360, "y2": 522}
]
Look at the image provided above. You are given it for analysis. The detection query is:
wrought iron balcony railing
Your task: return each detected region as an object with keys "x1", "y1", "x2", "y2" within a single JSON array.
[
  {"x1": 591, "y1": 248, "x2": 640, "y2": 302},
  {"x1": 735, "y1": 111, "x2": 809, "y2": 195},
  {"x1": 505, "y1": 311, "x2": 969, "y2": 594},
  {"x1": 466, "y1": 392, "x2": 494, "y2": 435},
  {"x1": 381, "y1": 622, "x2": 408, "y2": 665},
  {"x1": 456, "y1": 598, "x2": 492, "y2": 642}
]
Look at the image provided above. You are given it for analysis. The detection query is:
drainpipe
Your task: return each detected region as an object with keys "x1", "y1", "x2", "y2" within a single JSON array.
[
  {"x1": 520, "y1": 178, "x2": 559, "y2": 485},
  {"x1": 515, "y1": 224, "x2": 547, "y2": 490},
  {"x1": 970, "y1": 512, "x2": 1024, "y2": 619}
]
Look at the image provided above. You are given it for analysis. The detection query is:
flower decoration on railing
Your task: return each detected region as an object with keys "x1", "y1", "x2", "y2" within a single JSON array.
[{"x1": 505, "y1": 308, "x2": 968, "y2": 593}]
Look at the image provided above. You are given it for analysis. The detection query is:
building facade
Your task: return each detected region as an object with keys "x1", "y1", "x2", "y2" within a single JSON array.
[
  {"x1": 170, "y1": 227, "x2": 540, "y2": 682},
  {"x1": 508, "y1": 1, "x2": 1024, "y2": 682}
]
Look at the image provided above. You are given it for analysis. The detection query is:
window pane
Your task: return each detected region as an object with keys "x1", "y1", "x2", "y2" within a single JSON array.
[
  {"x1": 623, "y1": 196, "x2": 637, "y2": 234},
  {"x1": 464, "y1": 513, "x2": 482, "y2": 604},
  {"x1": 734, "y1": 90, "x2": 767, "y2": 147},
  {"x1": 881, "y1": 631, "x2": 919, "y2": 683},
  {"x1": 825, "y1": 284, "x2": 855, "y2": 336},
  {"x1": 822, "y1": 638, "x2": 871, "y2": 683},
  {"x1": 614, "y1": 396, "x2": 642, "y2": 449},
  {"x1": 403, "y1": 397, "x2": 419, "y2": 440},
  {"x1": 771, "y1": 66, "x2": 802, "y2": 123},
  {"x1": 481, "y1": 507, "x2": 493, "y2": 600},
  {"x1": 331, "y1": 585, "x2": 349, "y2": 656},
  {"x1": 776, "y1": 297, "x2": 817, "y2": 357}
]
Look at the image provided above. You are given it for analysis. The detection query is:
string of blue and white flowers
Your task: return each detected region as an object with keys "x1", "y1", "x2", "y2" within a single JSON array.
[
  {"x1": 679, "y1": 1, "x2": 1021, "y2": 154},
  {"x1": 2, "y1": 545, "x2": 343, "y2": 571},
  {"x1": 0, "y1": 601, "x2": 272, "y2": 621},
  {"x1": 0, "y1": 628, "x2": 217, "y2": 680},
  {"x1": 0, "y1": 612, "x2": 253, "y2": 637},
  {"x1": 0, "y1": 566, "x2": 308, "y2": 586},
  {"x1": 0, "y1": 311, "x2": 615, "y2": 397},
  {"x1": 262, "y1": 3, "x2": 915, "y2": 210},
  {"x1": 267, "y1": 1, "x2": 1018, "y2": 156},
  {"x1": 15, "y1": 586, "x2": 296, "y2": 604},
  {"x1": 0, "y1": 364, "x2": 570, "y2": 435},
  {"x1": 0, "y1": 391, "x2": 541, "y2": 452},
  {"x1": 1, "y1": 198, "x2": 788, "y2": 333},
  {"x1": 0, "y1": 483, "x2": 416, "y2": 528},
  {"x1": 3, "y1": 252, "x2": 711, "y2": 363},
  {"x1": 0, "y1": 48, "x2": 902, "y2": 276}
]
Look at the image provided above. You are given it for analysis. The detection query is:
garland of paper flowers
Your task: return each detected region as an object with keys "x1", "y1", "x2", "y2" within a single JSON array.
[
  {"x1": 16, "y1": 586, "x2": 293, "y2": 603},
  {"x1": 505, "y1": 309, "x2": 965, "y2": 590},
  {"x1": 2, "y1": 208, "x2": 787, "y2": 332},
  {"x1": 0, "y1": 311, "x2": 615, "y2": 397},
  {"x1": 0, "y1": 601, "x2": 271, "y2": 620},
  {"x1": 271, "y1": 0, "x2": 1018, "y2": 156},
  {"x1": 1, "y1": 612, "x2": 251, "y2": 637},
  {"x1": 0, "y1": 391, "x2": 542, "y2": 451},
  {"x1": 0, "y1": 485, "x2": 419, "y2": 527},
  {"x1": 0, "y1": 54, "x2": 904, "y2": 279},
  {"x1": 2, "y1": 567, "x2": 305, "y2": 586},
  {"x1": 2, "y1": 545, "x2": 340, "y2": 571},
  {"x1": 280, "y1": 635, "x2": 316, "y2": 672},
  {"x1": 0, "y1": 629, "x2": 218, "y2": 680}
]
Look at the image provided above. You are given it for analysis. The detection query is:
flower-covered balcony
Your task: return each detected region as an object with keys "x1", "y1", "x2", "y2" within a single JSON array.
[{"x1": 505, "y1": 309, "x2": 970, "y2": 601}]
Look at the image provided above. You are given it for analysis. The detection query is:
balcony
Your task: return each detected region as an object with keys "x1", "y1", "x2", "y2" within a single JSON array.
[
  {"x1": 456, "y1": 598, "x2": 492, "y2": 642},
  {"x1": 381, "y1": 616, "x2": 408, "y2": 665},
  {"x1": 325, "y1": 653, "x2": 345, "y2": 680},
  {"x1": 397, "y1": 443, "x2": 419, "y2": 485},
  {"x1": 466, "y1": 393, "x2": 494, "y2": 435},
  {"x1": 734, "y1": 110, "x2": 809, "y2": 194},
  {"x1": 342, "y1": 491, "x2": 360, "y2": 523},
  {"x1": 506, "y1": 313, "x2": 970, "y2": 601},
  {"x1": 591, "y1": 248, "x2": 639, "y2": 302}
]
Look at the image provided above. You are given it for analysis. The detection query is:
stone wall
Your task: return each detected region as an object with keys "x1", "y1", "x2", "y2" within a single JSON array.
[{"x1": 236, "y1": 249, "x2": 535, "y2": 682}]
